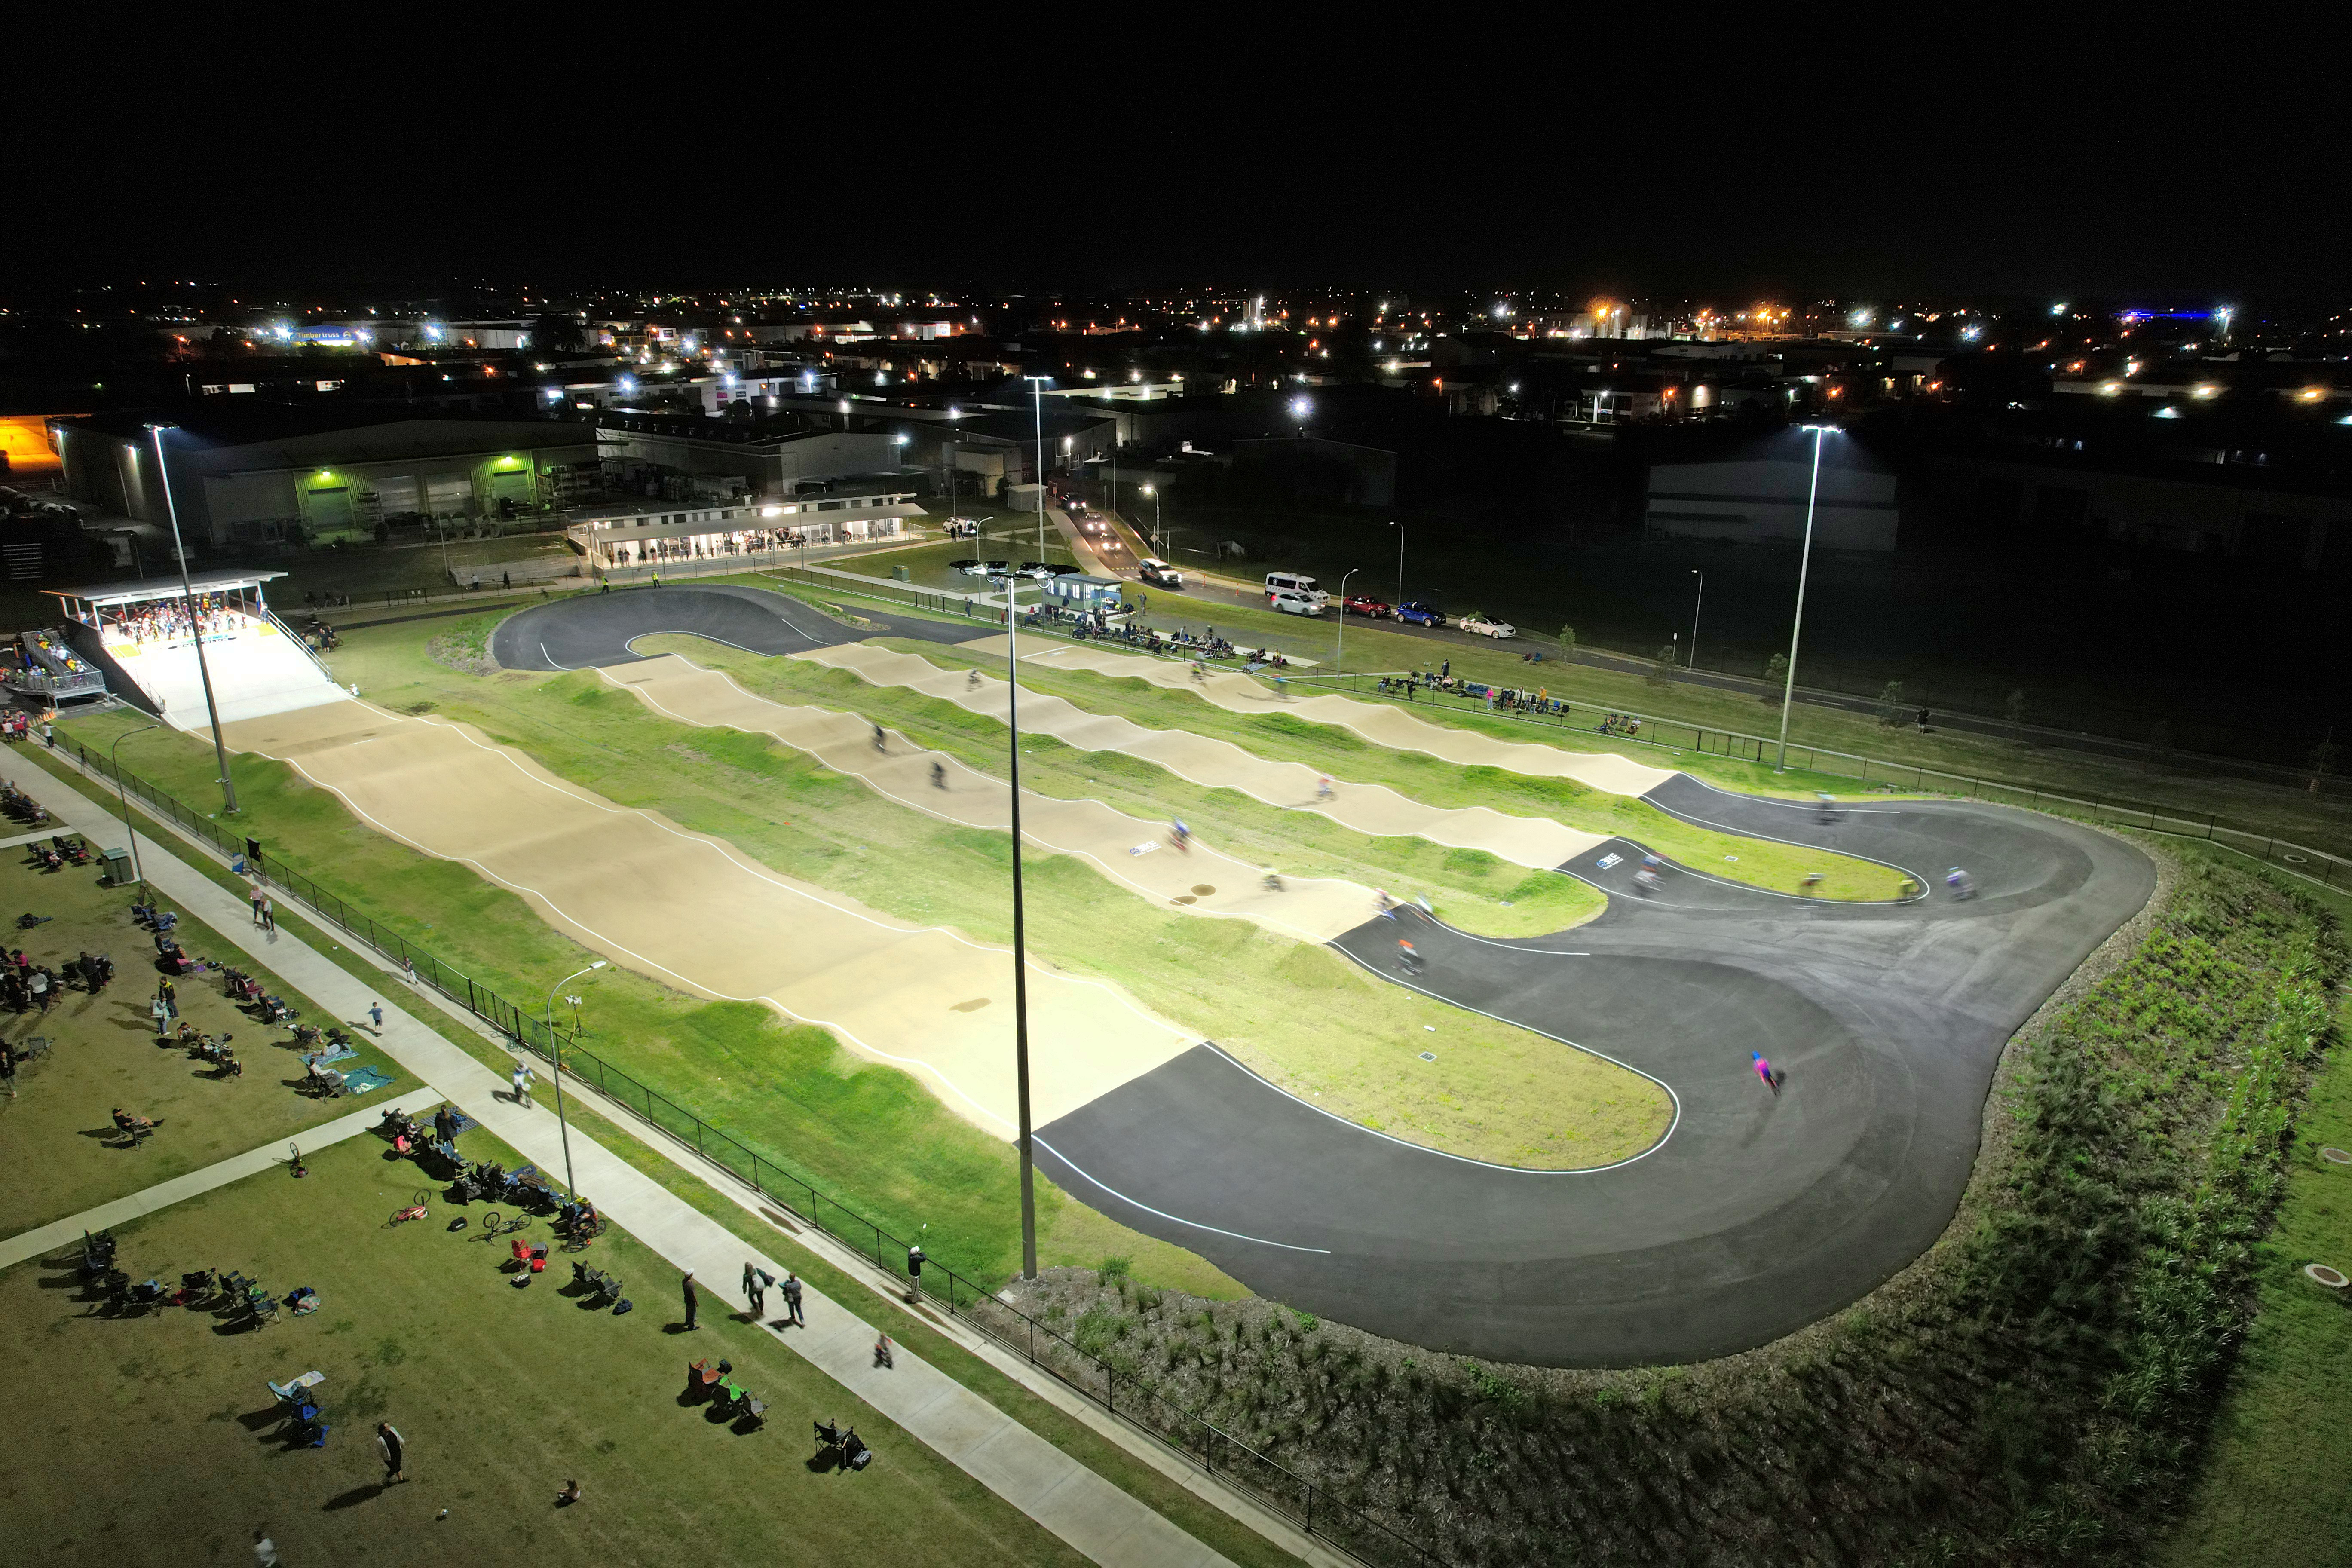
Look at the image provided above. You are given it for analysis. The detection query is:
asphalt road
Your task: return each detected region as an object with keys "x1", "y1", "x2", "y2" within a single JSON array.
[
  {"x1": 488, "y1": 585, "x2": 2155, "y2": 1365},
  {"x1": 487, "y1": 583, "x2": 981, "y2": 671},
  {"x1": 1036, "y1": 782, "x2": 2151, "y2": 1366}
]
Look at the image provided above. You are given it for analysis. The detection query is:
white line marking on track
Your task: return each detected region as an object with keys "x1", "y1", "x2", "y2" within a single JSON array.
[{"x1": 1033, "y1": 1136, "x2": 1332, "y2": 1252}]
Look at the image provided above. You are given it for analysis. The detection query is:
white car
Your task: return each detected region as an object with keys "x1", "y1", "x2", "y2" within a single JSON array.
[
  {"x1": 1269, "y1": 588, "x2": 1323, "y2": 617},
  {"x1": 1458, "y1": 612, "x2": 1516, "y2": 639}
]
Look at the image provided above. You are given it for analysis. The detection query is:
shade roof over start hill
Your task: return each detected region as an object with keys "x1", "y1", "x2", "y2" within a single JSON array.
[{"x1": 46, "y1": 570, "x2": 288, "y2": 609}]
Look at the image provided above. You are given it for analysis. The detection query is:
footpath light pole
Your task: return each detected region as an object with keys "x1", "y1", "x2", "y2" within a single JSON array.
[
  {"x1": 542, "y1": 960, "x2": 606, "y2": 1199},
  {"x1": 1688, "y1": 568, "x2": 1706, "y2": 670},
  {"x1": 146, "y1": 424, "x2": 238, "y2": 815},
  {"x1": 1336, "y1": 567, "x2": 1359, "y2": 673},
  {"x1": 1389, "y1": 520, "x2": 1405, "y2": 606},
  {"x1": 1774, "y1": 425, "x2": 1837, "y2": 772},
  {"x1": 995, "y1": 570, "x2": 1038, "y2": 1280},
  {"x1": 109, "y1": 723, "x2": 160, "y2": 885}
]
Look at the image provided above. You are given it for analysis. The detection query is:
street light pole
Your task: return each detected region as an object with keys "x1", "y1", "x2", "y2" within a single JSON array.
[
  {"x1": 108, "y1": 723, "x2": 160, "y2": 886},
  {"x1": 1390, "y1": 521, "x2": 1404, "y2": 606},
  {"x1": 1688, "y1": 568, "x2": 1705, "y2": 670},
  {"x1": 147, "y1": 424, "x2": 238, "y2": 815},
  {"x1": 542, "y1": 960, "x2": 607, "y2": 1199},
  {"x1": 1774, "y1": 425, "x2": 1835, "y2": 771},
  {"x1": 1336, "y1": 567, "x2": 1359, "y2": 673},
  {"x1": 993, "y1": 569, "x2": 1038, "y2": 1280},
  {"x1": 1024, "y1": 377, "x2": 1050, "y2": 569}
]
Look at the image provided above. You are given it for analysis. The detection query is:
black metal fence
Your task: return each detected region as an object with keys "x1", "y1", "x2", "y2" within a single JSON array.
[{"x1": 43, "y1": 734, "x2": 1437, "y2": 1568}]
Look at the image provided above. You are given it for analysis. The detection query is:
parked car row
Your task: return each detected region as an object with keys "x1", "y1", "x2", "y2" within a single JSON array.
[{"x1": 1269, "y1": 576, "x2": 1516, "y2": 637}]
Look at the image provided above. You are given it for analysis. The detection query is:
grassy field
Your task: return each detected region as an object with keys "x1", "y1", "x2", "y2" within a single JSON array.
[
  {"x1": 820, "y1": 634, "x2": 1911, "y2": 902},
  {"x1": 2156, "y1": 860, "x2": 2352, "y2": 1567},
  {"x1": 2, "y1": 762, "x2": 1314, "y2": 1568},
  {"x1": 0, "y1": 836, "x2": 405, "y2": 1229},
  {"x1": 0, "y1": 1132, "x2": 1093, "y2": 1568}
]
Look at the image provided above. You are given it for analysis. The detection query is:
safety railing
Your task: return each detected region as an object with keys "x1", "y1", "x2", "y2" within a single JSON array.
[
  {"x1": 258, "y1": 607, "x2": 342, "y2": 687},
  {"x1": 39, "y1": 733, "x2": 1437, "y2": 1568}
]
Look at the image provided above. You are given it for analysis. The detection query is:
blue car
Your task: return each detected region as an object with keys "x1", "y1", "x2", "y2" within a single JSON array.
[{"x1": 1394, "y1": 601, "x2": 1447, "y2": 628}]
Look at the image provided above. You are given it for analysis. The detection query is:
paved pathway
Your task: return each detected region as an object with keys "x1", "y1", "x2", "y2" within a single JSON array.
[
  {"x1": 27, "y1": 767, "x2": 1242, "y2": 1568},
  {"x1": 0, "y1": 1087, "x2": 442, "y2": 1272}
]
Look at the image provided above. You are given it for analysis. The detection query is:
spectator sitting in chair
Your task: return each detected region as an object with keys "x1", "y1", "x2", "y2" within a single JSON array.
[{"x1": 111, "y1": 1107, "x2": 156, "y2": 1138}]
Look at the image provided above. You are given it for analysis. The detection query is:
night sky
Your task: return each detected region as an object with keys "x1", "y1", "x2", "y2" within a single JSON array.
[{"x1": 21, "y1": 24, "x2": 2345, "y2": 303}]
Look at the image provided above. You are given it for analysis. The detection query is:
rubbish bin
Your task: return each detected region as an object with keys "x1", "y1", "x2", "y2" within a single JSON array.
[
  {"x1": 891, "y1": 565, "x2": 912, "y2": 582},
  {"x1": 99, "y1": 847, "x2": 136, "y2": 886}
]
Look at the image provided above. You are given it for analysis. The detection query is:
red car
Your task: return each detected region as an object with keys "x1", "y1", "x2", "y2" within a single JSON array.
[{"x1": 1342, "y1": 595, "x2": 1391, "y2": 618}]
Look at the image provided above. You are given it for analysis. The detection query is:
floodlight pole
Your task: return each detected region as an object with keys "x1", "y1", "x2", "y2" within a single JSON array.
[
  {"x1": 1774, "y1": 426, "x2": 1833, "y2": 771},
  {"x1": 1687, "y1": 569, "x2": 1705, "y2": 669},
  {"x1": 1025, "y1": 376, "x2": 1050, "y2": 568},
  {"x1": 148, "y1": 424, "x2": 238, "y2": 814},
  {"x1": 1390, "y1": 520, "x2": 1404, "y2": 606},
  {"x1": 109, "y1": 723, "x2": 160, "y2": 885},
  {"x1": 542, "y1": 960, "x2": 606, "y2": 1199},
  {"x1": 996, "y1": 570, "x2": 1038, "y2": 1280}
]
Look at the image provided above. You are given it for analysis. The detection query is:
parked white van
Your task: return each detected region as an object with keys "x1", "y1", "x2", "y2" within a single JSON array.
[
  {"x1": 1263, "y1": 571, "x2": 1328, "y2": 606},
  {"x1": 1268, "y1": 588, "x2": 1323, "y2": 616}
]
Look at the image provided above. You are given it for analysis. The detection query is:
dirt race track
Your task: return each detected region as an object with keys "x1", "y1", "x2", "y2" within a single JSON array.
[
  {"x1": 216, "y1": 697, "x2": 1197, "y2": 1134},
  {"x1": 231, "y1": 586, "x2": 2156, "y2": 1366}
]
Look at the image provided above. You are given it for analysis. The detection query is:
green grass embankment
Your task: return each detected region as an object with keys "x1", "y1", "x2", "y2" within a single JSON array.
[
  {"x1": 850, "y1": 636, "x2": 1909, "y2": 901},
  {"x1": 634, "y1": 634, "x2": 1606, "y2": 937}
]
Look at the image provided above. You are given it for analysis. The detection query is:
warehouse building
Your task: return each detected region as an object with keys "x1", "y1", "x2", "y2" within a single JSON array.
[{"x1": 48, "y1": 408, "x2": 600, "y2": 547}]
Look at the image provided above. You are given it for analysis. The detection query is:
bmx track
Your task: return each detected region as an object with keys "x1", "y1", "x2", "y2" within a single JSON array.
[{"x1": 498, "y1": 588, "x2": 2154, "y2": 1363}]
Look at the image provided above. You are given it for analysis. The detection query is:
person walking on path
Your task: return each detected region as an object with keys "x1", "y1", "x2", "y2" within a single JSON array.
[
  {"x1": 873, "y1": 1332, "x2": 894, "y2": 1368},
  {"x1": 258, "y1": 894, "x2": 275, "y2": 932},
  {"x1": 41, "y1": 720, "x2": 53, "y2": 748},
  {"x1": 376, "y1": 1421, "x2": 406, "y2": 1484},
  {"x1": 1752, "y1": 1052, "x2": 1782, "y2": 1096},
  {"x1": 368, "y1": 1001, "x2": 383, "y2": 1030},
  {"x1": 250, "y1": 886, "x2": 266, "y2": 926},
  {"x1": 511, "y1": 1061, "x2": 533, "y2": 1106},
  {"x1": 741, "y1": 1261, "x2": 767, "y2": 1319},
  {"x1": 401, "y1": 957, "x2": 419, "y2": 986},
  {"x1": 681, "y1": 1271, "x2": 700, "y2": 1330},
  {"x1": 781, "y1": 1270, "x2": 805, "y2": 1326}
]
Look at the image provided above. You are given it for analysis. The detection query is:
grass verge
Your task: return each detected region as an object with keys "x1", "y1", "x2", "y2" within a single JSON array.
[
  {"x1": 0, "y1": 833, "x2": 404, "y2": 1229},
  {"x1": 0, "y1": 1132, "x2": 1088, "y2": 1568}
]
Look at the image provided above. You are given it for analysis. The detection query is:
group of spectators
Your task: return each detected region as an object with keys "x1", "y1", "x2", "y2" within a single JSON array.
[
  {"x1": 101, "y1": 595, "x2": 247, "y2": 646},
  {"x1": 3, "y1": 947, "x2": 68, "y2": 1013},
  {"x1": 599, "y1": 529, "x2": 814, "y2": 568}
]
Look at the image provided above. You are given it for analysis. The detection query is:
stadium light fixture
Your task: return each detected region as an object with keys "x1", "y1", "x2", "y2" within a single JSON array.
[
  {"x1": 1775, "y1": 425, "x2": 1841, "y2": 771},
  {"x1": 145, "y1": 423, "x2": 238, "y2": 815}
]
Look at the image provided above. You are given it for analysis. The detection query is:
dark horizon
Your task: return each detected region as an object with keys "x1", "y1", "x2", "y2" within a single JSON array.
[{"x1": 17, "y1": 22, "x2": 2345, "y2": 306}]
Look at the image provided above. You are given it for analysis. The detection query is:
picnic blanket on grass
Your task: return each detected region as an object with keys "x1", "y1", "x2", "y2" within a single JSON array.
[
  {"x1": 341, "y1": 1065, "x2": 395, "y2": 1095},
  {"x1": 299, "y1": 1042, "x2": 357, "y2": 1069}
]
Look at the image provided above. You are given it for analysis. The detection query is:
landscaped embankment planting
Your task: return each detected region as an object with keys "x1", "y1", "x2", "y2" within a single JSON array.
[{"x1": 1003, "y1": 851, "x2": 2345, "y2": 1566}]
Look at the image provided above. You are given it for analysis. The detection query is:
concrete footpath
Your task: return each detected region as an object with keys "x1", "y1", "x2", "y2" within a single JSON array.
[
  {"x1": 0, "y1": 1087, "x2": 442, "y2": 1273},
  {"x1": 26, "y1": 762, "x2": 1246, "y2": 1568}
]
